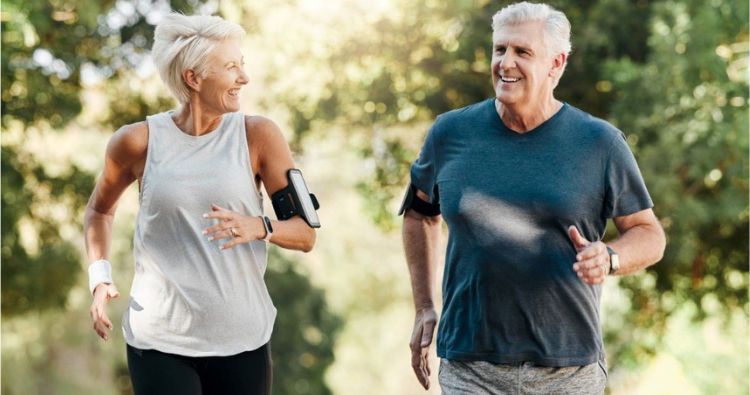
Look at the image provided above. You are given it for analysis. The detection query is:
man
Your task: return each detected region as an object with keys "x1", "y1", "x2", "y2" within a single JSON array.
[{"x1": 400, "y1": 2, "x2": 666, "y2": 394}]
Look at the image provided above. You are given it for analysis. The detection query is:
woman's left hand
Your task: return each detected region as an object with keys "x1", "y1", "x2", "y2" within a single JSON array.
[{"x1": 203, "y1": 204, "x2": 266, "y2": 250}]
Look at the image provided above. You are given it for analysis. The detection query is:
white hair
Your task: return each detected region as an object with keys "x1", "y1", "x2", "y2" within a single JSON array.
[
  {"x1": 152, "y1": 13, "x2": 245, "y2": 104},
  {"x1": 492, "y1": 2, "x2": 572, "y2": 78}
]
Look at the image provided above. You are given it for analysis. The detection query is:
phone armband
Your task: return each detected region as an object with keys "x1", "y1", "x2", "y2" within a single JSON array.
[{"x1": 271, "y1": 169, "x2": 321, "y2": 228}]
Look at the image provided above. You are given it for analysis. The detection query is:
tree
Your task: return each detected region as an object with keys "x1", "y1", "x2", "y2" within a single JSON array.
[
  {"x1": 602, "y1": 0, "x2": 748, "y2": 366},
  {"x1": 266, "y1": 249, "x2": 342, "y2": 395}
]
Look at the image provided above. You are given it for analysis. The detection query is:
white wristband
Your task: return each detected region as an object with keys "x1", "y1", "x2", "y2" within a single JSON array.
[{"x1": 88, "y1": 259, "x2": 113, "y2": 295}]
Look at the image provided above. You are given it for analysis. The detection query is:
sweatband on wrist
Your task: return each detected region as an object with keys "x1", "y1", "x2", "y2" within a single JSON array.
[{"x1": 88, "y1": 259, "x2": 113, "y2": 294}]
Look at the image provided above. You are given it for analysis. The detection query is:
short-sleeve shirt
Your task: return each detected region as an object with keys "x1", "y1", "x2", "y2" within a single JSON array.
[{"x1": 409, "y1": 98, "x2": 653, "y2": 366}]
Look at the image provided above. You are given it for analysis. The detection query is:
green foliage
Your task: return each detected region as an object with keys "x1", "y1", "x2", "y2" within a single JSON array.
[
  {"x1": 1, "y1": 146, "x2": 94, "y2": 316},
  {"x1": 266, "y1": 248, "x2": 342, "y2": 395},
  {"x1": 1, "y1": 0, "x2": 200, "y2": 128},
  {"x1": 602, "y1": 0, "x2": 749, "y2": 365}
]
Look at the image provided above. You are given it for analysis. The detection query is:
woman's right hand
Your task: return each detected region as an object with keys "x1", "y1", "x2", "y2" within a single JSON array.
[{"x1": 90, "y1": 283, "x2": 120, "y2": 341}]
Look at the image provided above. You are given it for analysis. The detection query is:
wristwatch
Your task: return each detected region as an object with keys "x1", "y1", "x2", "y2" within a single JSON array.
[
  {"x1": 606, "y1": 246, "x2": 620, "y2": 275},
  {"x1": 261, "y1": 216, "x2": 274, "y2": 242}
]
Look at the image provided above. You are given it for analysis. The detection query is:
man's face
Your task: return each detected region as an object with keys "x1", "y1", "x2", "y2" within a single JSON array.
[{"x1": 491, "y1": 21, "x2": 559, "y2": 109}]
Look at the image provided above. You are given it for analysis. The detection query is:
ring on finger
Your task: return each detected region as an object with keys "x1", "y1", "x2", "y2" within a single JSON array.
[{"x1": 230, "y1": 227, "x2": 237, "y2": 238}]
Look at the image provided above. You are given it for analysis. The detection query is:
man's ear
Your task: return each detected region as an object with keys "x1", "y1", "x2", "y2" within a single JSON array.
[
  {"x1": 183, "y1": 69, "x2": 201, "y2": 91},
  {"x1": 549, "y1": 52, "x2": 566, "y2": 79}
]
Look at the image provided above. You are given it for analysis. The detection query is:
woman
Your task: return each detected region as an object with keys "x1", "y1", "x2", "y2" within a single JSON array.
[{"x1": 84, "y1": 13, "x2": 316, "y2": 394}]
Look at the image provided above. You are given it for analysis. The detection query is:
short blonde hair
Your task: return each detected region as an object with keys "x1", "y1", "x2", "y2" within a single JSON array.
[
  {"x1": 152, "y1": 13, "x2": 245, "y2": 104},
  {"x1": 492, "y1": 2, "x2": 571, "y2": 83}
]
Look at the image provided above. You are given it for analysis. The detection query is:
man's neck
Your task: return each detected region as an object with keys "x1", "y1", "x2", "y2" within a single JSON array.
[{"x1": 496, "y1": 98, "x2": 562, "y2": 134}]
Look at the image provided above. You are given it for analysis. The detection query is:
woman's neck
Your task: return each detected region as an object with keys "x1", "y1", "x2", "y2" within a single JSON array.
[{"x1": 171, "y1": 102, "x2": 223, "y2": 136}]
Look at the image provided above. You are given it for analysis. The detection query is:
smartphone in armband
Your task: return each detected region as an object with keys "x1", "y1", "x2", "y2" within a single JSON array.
[{"x1": 272, "y1": 169, "x2": 321, "y2": 228}]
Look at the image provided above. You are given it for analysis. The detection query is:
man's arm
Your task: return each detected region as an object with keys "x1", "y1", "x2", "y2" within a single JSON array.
[
  {"x1": 570, "y1": 208, "x2": 666, "y2": 283},
  {"x1": 608, "y1": 208, "x2": 666, "y2": 275},
  {"x1": 403, "y1": 190, "x2": 442, "y2": 390}
]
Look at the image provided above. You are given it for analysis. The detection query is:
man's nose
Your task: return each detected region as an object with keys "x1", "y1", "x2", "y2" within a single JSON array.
[{"x1": 499, "y1": 52, "x2": 516, "y2": 69}]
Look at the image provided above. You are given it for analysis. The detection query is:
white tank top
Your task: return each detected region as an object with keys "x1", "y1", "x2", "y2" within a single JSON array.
[{"x1": 123, "y1": 111, "x2": 276, "y2": 356}]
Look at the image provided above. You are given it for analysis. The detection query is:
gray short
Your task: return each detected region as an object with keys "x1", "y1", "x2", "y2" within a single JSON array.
[{"x1": 438, "y1": 358, "x2": 607, "y2": 395}]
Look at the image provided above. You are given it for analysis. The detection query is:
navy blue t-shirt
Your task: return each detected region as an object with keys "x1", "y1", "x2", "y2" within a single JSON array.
[{"x1": 410, "y1": 98, "x2": 653, "y2": 366}]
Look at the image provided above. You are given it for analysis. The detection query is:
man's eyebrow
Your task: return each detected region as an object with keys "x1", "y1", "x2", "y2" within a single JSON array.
[
  {"x1": 516, "y1": 45, "x2": 534, "y2": 53},
  {"x1": 493, "y1": 43, "x2": 534, "y2": 53}
]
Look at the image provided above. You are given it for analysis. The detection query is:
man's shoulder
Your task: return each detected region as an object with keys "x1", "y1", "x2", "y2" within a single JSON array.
[
  {"x1": 430, "y1": 98, "x2": 494, "y2": 138},
  {"x1": 436, "y1": 99, "x2": 493, "y2": 123},
  {"x1": 563, "y1": 104, "x2": 623, "y2": 141}
]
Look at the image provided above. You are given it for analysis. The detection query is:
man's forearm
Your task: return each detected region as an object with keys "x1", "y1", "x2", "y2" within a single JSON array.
[
  {"x1": 403, "y1": 211, "x2": 442, "y2": 310},
  {"x1": 609, "y1": 222, "x2": 665, "y2": 276}
]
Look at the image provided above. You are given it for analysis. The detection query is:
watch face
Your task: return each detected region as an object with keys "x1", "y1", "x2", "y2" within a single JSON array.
[
  {"x1": 607, "y1": 246, "x2": 619, "y2": 273},
  {"x1": 610, "y1": 253, "x2": 620, "y2": 272}
]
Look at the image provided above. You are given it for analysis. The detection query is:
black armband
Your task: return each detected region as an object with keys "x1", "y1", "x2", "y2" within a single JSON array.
[
  {"x1": 398, "y1": 184, "x2": 440, "y2": 216},
  {"x1": 271, "y1": 169, "x2": 321, "y2": 228}
]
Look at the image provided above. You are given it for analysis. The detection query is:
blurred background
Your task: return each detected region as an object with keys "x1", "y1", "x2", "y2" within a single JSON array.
[{"x1": 1, "y1": 0, "x2": 748, "y2": 394}]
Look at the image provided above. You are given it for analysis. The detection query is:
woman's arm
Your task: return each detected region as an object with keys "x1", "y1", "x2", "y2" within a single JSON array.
[
  {"x1": 203, "y1": 116, "x2": 317, "y2": 252},
  {"x1": 84, "y1": 122, "x2": 147, "y2": 340},
  {"x1": 251, "y1": 116, "x2": 316, "y2": 251}
]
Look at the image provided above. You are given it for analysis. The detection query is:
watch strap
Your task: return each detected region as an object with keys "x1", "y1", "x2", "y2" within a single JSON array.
[{"x1": 262, "y1": 216, "x2": 273, "y2": 242}]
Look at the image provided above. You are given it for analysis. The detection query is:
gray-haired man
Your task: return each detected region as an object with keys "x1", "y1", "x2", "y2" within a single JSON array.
[{"x1": 400, "y1": 2, "x2": 666, "y2": 394}]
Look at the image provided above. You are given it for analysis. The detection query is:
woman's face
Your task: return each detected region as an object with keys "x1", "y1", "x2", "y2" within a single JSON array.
[{"x1": 193, "y1": 39, "x2": 248, "y2": 114}]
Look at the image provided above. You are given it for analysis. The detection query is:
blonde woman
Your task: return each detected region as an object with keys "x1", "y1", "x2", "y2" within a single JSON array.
[{"x1": 84, "y1": 13, "x2": 315, "y2": 394}]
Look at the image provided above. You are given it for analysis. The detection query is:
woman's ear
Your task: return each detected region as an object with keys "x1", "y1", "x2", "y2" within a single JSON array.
[{"x1": 183, "y1": 69, "x2": 201, "y2": 91}]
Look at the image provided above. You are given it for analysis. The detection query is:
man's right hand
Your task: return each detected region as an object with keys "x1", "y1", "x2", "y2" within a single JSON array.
[
  {"x1": 410, "y1": 307, "x2": 438, "y2": 390},
  {"x1": 90, "y1": 283, "x2": 119, "y2": 341}
]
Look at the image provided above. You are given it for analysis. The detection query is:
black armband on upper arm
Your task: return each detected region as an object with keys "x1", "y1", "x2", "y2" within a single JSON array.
[
  {"x1": 271, "y1": 169, "x2": 321, "y2": 228},
  {"x1": 398, "y1": 184, "x2": 440, "y2": 216}
]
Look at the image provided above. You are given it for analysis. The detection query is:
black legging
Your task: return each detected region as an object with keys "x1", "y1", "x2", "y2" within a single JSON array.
[{"x1": 127, "y1": 343, "x2": 272, "y2": 395}]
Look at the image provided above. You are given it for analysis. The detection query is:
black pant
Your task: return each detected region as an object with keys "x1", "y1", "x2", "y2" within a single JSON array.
[{"x1": 127, "y1": 343, "x2": 272, "y2": 395}]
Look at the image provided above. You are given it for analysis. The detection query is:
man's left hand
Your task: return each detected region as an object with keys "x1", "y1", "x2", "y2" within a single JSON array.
[{"x1": 568, "y1": 225, "x2": 609, "y2": 285}]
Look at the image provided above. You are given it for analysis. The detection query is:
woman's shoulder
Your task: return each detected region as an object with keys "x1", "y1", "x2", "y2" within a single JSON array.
[
  {"x1": 107, "y1": 121, "x2": 148, "y2": 162},
  {"x1": 243, "y1": 115, "x2": 286, "y2": 145},
  {"x1": 244, "y1": 115, "x2": 282, "y2": 135}
]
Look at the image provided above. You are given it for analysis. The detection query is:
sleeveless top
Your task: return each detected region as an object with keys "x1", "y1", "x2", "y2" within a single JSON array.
[{"x1": 123, "y1": 111, "x2": 277, "y2": 357}]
